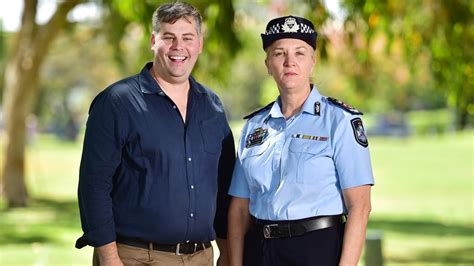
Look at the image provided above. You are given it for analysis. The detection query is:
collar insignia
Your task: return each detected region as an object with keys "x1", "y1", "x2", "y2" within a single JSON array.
[{"x1": 314, "y1": 101, "x2": 321, "y2": 116}]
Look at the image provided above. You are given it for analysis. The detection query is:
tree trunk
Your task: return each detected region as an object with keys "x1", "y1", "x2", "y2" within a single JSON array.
[
  {"x1": 2, "y1": 54, "x2": 37, "y2": 207},
  {"x1": 1, "y1": 0, "x2": 81, "y2": 207}
]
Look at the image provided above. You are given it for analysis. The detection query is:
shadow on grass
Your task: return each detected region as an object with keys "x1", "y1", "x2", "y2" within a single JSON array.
[
  {"x1": 368, "y1": 217, "x2": 474, "y2": 264},
  {"x1": 1, "y1": 198, "x2": 472, "y2": 265},
  {"x1": 368, "y1": 217, "x2": 474, "y2": 237},
  {"x1": 369, "y1": 218, "x2": 474, "y2": 237},
  {"x1": 388, "y1": 246, "x2": 474, "y2": 265},
  {"x1": 416, "y1": 246, "x2": 474, "y2": 264},
  {"x1": 0, "y1": 197, "x2": 81, "y2": 245}
]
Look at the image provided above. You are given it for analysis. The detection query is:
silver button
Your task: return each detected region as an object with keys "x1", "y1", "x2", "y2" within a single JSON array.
[
  {"x1": 190, "y1": 213, "x2": 194, "y2": 217},
  {"x1": 173, "y1": 105, "x2": 177, "y2": 109},
  {"x1": 191, "y1": 185, "x2": 194, "y2": 189},
  {"x1": 188, "y1": 157, "x2": 192, "y2": 162}
]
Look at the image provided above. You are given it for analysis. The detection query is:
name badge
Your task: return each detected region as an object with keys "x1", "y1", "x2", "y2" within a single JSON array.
[{"x1": 245, "y1": 127, "x2": 268, "y2": 148}]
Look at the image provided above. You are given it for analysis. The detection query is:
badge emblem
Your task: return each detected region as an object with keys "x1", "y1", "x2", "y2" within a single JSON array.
[
  {"x1": 351, "y1": 118, "x2": 368, "y2": 147},
  {"x1": 282, "y1": 17, "x2": 300, "y2": 33},
  {"x1": 314, "y1": 101, "x2": 321, "y2": 116},
  {"x1": 245, "y1": 127, "x2": 269, "y2": 148}
]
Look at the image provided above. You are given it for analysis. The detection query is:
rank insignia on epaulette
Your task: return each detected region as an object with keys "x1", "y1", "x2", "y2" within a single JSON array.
[
  {"x1": 245, "y1": 127, "x2": 268, "y2": 148},
  {"x1": 327, "y1": 97, "x2": 363, "y2": 115},
  {"x1": 351, "y1": 118, "x2": 368, "y2": 147}
]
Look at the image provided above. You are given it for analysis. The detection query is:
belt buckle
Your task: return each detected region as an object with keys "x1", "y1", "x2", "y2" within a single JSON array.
[
  {"x1": 175, "y1": 243, "x2": 182, "y2": 255},
  {"x1": 263, "y1": 224, "x2": 278, "y2": 239}
]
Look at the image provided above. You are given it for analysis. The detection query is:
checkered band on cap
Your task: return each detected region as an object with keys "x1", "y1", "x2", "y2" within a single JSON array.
[{"x1": 261, "y1": 15, "x2": 318, "y2": 50}]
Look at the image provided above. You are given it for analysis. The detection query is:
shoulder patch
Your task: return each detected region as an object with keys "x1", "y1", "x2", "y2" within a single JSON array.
[
  {"x1": 327, "y1": 97, "x2": 363, "y2": 115},
  {"x1": 351, "y1": 118, "x2": 368, "y2": 147},
  {"x1": 243, "y1": 101, "x2": 275, "y2": 119}
]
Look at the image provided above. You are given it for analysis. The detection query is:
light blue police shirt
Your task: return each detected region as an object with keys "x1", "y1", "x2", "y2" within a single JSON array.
[{"x1": 229, "y1": 86, "x2": 374, "y2": 221}]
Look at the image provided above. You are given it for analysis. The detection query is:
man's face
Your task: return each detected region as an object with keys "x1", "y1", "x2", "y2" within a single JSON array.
[
  {"x1": 265, "y1": 38, "x2": 315, "y2": 92},
  {"x1": 151, "y1": 17, "x2": 203, "y2": 84}
]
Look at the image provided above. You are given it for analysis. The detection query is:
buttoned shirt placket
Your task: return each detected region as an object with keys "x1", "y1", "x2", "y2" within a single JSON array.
[{"x1": 184, "y1": 91, "x2": 196, "y2": 243}]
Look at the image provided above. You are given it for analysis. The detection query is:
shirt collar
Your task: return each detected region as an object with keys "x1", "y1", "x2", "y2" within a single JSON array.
[
  {"x1": 265, "y1": 84, "x2": 323, "y2": 121},
  {"x1": 138, "y1": 62, "x2": 207, "y2": 95},
  {"x1": 267, "y1": 97, "x2": 285, "y2": 120},
  {"x1": 301, "y1": 85, "x2": 323, "y2": 115}
]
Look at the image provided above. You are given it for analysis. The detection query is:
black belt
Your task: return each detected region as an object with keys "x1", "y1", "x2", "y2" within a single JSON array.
[
  {"x1": 116, "y1": 235, "x2": 212, "y2": 255},
  {"x1": 255, "y1": 215, "x2": 343, "y2": 239}
]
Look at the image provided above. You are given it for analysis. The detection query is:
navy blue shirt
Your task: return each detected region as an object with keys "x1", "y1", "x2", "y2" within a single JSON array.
[{"x1": 76, "y1": 63, "x2": 235, "y2": 248}]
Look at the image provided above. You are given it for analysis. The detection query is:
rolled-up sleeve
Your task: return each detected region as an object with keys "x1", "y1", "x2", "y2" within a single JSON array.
[{"x1": 76, "y1": 91, "x2": 125, "y2": 248}]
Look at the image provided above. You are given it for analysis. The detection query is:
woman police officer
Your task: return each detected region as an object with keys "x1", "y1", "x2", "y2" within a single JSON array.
[{"x1": 227, "y1": 15, "x2": 374, "y2": 266}]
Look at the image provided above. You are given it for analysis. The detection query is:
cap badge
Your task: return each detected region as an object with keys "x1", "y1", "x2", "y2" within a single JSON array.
[{"x1": 282, "y1": 17, "x2": 300, "y2": 33}]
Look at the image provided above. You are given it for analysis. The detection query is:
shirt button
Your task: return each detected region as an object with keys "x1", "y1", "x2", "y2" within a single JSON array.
[
  {"x1": 190, "y1": 213, "x2": 194, "y2": 217},
  {"x1": 173, "y1": 105, "x2": 177, "y2": 109},
  {"x1": 191, "y1": 185, "x2": 194, "y2": 189},
  {"x1": 188, "y1": 157, "x2": 192, "y2": 162},
  {"x1": 186, "y1": 240, "x2": 190, "y2": 243}
]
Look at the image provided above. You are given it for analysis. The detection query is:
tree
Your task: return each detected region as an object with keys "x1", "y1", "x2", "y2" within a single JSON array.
[
  {"x1": 340, "y1": 0, "x2": 474, "y2": 129},
  {"x1": 1, "y1": 0, "x2": 83, "y2": 207}
]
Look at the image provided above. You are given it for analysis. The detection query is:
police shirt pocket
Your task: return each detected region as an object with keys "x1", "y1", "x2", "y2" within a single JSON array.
[
  {"x1": 200, "y1": 118, "x2": 223, "y2": 154},
  {"x1": 289, "y1": 137, "x2": 328, "y2": 154},
  {"x1": 240, "y1": 139, "x2": 270, "y2": 160},
  {"x1": 240, "y1": 139, "x2": 271, "y2": 189},
  {"x1": 288, "y1": 137, "x2": 332, "y2": 184}
]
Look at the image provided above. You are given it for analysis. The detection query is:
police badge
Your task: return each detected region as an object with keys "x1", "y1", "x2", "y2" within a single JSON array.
[
  {"x1": 351, "y1": 118, "x2": 368, "y2": 147},
  {"x1": 245, "y1": 127, "x2": 268, "y2": 148},
  {"x1": 282, "y1": 17, "x2": 300, "y2": 33}
]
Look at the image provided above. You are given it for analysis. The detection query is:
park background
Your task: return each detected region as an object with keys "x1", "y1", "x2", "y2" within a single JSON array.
[{"x1": 0, "y1": 0, "x2": 472, "y2": 265}]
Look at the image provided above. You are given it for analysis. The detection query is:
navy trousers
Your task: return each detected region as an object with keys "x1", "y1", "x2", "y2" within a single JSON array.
[{"x1": 244, "y1": 222, "x2": 345, "y2": 266}]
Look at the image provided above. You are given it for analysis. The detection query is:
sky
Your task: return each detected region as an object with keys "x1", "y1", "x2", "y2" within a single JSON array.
[
  {"x1": 0, "y1": 0, "x2": 343, "y2": 32},
  {"x1": 0, "y1": 0, "x2": 101, "y2": 32}
]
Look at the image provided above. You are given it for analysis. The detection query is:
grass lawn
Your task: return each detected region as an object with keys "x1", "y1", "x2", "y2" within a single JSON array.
[{"x1": 0, "y1": 130, "x2": 473, "y2": 265}]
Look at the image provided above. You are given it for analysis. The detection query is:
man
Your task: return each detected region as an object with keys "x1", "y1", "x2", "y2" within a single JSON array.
[{"x1": 76, "y1": 2, "x2": 235, "y2": 266}]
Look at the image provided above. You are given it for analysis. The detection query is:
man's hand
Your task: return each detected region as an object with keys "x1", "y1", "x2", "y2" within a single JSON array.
[{"x1": 96, "y1": 242, "x2": 124, "y2": 266}]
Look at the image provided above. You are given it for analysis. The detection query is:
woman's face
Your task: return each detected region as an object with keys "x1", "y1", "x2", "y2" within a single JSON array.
[{"x1": 265, "y1": 38, "x2": 315, "y2": 93}]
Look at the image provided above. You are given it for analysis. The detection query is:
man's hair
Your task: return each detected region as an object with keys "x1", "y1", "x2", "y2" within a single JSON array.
[{"x1": 152, "y1": 1, "x2": 203, "y2": 35}]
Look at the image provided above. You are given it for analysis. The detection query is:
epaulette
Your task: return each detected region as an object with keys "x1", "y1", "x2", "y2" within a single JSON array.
[
  {"x1": 327, "y1": 97, "x2": 363, "y2": 115},
  {"x1": 243, "y1": 101, "x2": 275, "y2": 119}
]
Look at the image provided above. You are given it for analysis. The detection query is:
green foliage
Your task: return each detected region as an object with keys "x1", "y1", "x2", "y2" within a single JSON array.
[
  {"x1": 0, "y1": 18, "x2": 5, "y2": 101},
  {"x1": 102, "y1": 0, "x2": 241, "y2": 84},
  {"x1": 35, "y1": 27, "x2": 119, "y2": 133},
  {"x1": 407, "y1": 108, "x2": 454, "y2": 135},
  {"x1": 340, "y1": 0, "x2": 474, "y2": 129}
]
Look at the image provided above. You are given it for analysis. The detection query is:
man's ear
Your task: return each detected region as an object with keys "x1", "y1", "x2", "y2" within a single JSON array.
[
  {"x1": 150, "y1": 32, "x2": 156, "y2": 51},
  {"x1": 198, "y1": 34, "x2": 204, "y2": 54}
]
